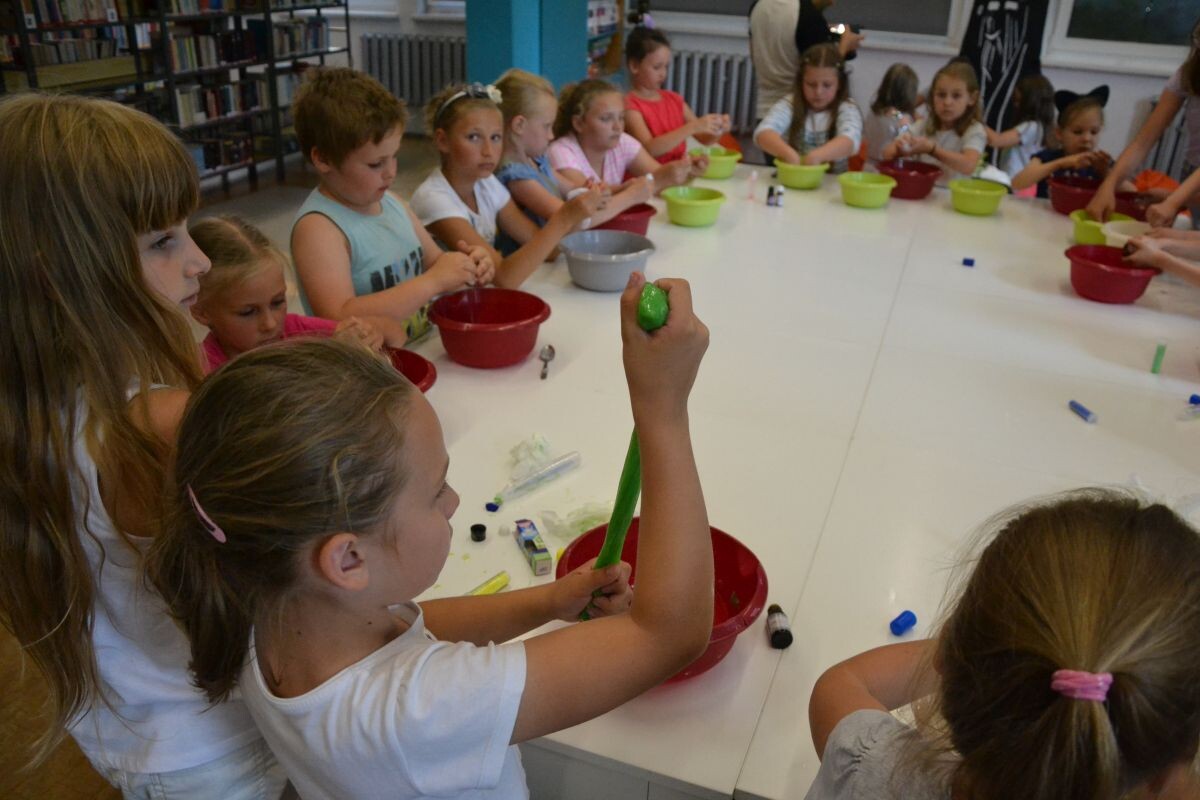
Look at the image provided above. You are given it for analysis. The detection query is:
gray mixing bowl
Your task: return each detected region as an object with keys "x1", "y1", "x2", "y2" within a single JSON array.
[{"x1": 559, "y1": 230, "x2": 656, "y2": 292}]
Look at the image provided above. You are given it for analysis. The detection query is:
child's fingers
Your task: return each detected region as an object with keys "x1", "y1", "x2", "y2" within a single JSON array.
[
  {"x1": 652, "y1": 277, "x2": 695, "y2": 323},
  {"x1": 619, "y1": 271, "x2": 649, "y2": 338}
]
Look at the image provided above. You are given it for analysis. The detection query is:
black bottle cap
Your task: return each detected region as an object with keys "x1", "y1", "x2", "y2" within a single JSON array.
[{"x1": 470, "y1": 523, "x2": 486, "y2": 542}]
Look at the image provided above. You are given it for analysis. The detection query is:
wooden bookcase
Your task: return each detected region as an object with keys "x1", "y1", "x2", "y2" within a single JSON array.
[{"x1": 0, "y1": 0, "x2": 350, "y2": 189}]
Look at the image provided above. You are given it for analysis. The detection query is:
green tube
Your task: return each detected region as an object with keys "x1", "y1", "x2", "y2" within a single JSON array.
[{"x1": 582, "y1": 284, "x2": 668, "y2": 620}]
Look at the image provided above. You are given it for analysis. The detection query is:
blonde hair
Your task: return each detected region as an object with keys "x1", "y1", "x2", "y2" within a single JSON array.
[
  {"x1": 554, "y1": 79, "x2": 620, "y2": 139},
  {"x1": 425, "y1": 82, "x2": 501, "y2": 134},
  {"x1": 0, "y1": 93, "x2": 202, "y2": 766},
  {"x1": 902, "y1": 489, "x2": 1200, "y2": 800},
  {"x1": 924, "y1": 61, "x2": 982, "y2": 137},
  {"x1": 293, "y1": 67, "x2": 409, "y2": 167},
  {"x1": 147, "y1": 339, "x2": 417, "y2": 703},
  {"x1": 190, "y1": 215, "x2": 288, "y2": 308},
  {"x1": 495, "y1": 68, "x2": 556, "y2": 131}
]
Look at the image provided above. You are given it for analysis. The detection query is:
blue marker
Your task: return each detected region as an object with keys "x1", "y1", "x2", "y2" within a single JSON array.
[
  {"x1": 1069, "y1": 400, "x2": 1097, "y2": 424},
  {"x1": 890, "y1": 610, "x2": 917, "y2": 636}
]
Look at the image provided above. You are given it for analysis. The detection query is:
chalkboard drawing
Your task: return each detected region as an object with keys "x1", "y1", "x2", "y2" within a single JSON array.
[{"x1": 960, "y1": 0, "x2": 1049, "y2": 130}]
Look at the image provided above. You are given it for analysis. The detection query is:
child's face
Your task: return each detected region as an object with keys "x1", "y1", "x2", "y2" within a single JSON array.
[
  {"x1": 802, "y1": 65, "x2": 840, "y2": 112},
  {"x1": 932, "y1": 76, "x2": 976, "y2": 128},
  {"x1": 1058, "y1": 106, "x2": 1103, "y2": 155},
  {"x1": 630, "y1": 45, "x2": 671, "y2": 91},
  {"x1": 192, "y1": 259, "x2": 288, "y2": 357},
  {"x1": 316, "y1": 126, "x2": 403, "y2": 211},
  {"x1": 138, "y1": 221, "x2": 211, "y2": 308},
  {"x1": 375, "y1": 394, "x2": 460, "y2": 599},
  {"x1": 439, "y1": 107, "x2": 504, "y2": 180},
  {"x1": 515, "y1": 94, "x2": 557, "y2": 158},
  {"x1": 574, "y1": 92, "x2": 625, "y2": 151}
]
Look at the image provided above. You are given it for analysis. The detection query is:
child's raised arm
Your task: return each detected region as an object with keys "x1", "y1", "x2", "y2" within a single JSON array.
[
  {"x1": 1087, "y1": 90, "x2": 1186, "y2": 222},
  {"x1": 508, "y1": 272, "x2": 711, "y2": 744},
  {"x1": 1146, "y1": 163, "x2": 1200, "y2": 228},
  {"x1": 808, "y1": 641, "x2": 938, "y2": 759},
  {"x1": 625, "y1": 105, "x2": 726, "y2": 158}
]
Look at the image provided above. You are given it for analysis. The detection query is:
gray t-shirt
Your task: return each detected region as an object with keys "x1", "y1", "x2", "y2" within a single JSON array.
[{"x1": 804, "y1": 710, "x2": 951, "y2": 800}]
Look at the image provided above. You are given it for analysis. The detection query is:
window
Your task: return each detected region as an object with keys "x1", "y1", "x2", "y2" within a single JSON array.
[
  {"x1": 419, "y1": 0, "x2": 464, "y2": 16},
  {"x1": 650, "y1": 0, "x2": 956, "y2": 38},
  {"x1": 1044, "y1": 0, "x2": 1190, "y2": 75}
]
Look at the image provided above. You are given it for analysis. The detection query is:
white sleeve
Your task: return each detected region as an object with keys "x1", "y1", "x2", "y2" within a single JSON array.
[
  {"x1": 410, "y1": 175, "x2": 468, "y2": 227},
  {"x1": 391, "y1": 640, "x2": 526, "y2": 795},
  {"x1": 961, "y1": 121, "x2": 988, "y2": 154},
  {"x1": 1018, "y1": 120, "x2": 1041, "y2": 149},
  {"x1": 754, "y1": 96, "x2": 795, "y2": 144},
  {"x1": 836, "y1": 101, "x2": 864, "y2": 149},
  {"x1": 479, "y1": 176, "x2": 514, "y2": 220}
]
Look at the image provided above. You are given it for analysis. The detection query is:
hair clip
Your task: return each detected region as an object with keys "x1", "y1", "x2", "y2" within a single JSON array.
[
  {"x1": 1051, "y1": 669, "x2": 1113, "y2": 702},
  {"x1": 434, "y1": 83, "x2": 503, "y2": 125},
  {"x1": 187, "y1": 484, "x2": 227, "y2": 544},
  {"x1": 1053, "y1": 85, "x2": 1109, "y2": 115}
]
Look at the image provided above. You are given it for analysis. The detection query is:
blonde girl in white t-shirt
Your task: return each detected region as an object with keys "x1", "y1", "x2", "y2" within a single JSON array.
[
  {"x1": 885, "y1": 60, "x2": 987, "y2": 184},
  {"x1": 0, "y1": 94, "x2": 283, "y2": 798},
  {"x1": 148, "y1": 272, "x2": 714, "y2": 800}
]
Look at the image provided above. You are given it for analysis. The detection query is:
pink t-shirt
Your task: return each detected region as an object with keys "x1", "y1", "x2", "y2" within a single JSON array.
[
  {"x1": 625, "y1": 89, "x2": 688, "y2": 164},
  {"x1": 547, "y1": 132, "x2": 643, "y2": 185},
  {"x1": 201, "y1": 313, "x2": 338, "y2": 373}
]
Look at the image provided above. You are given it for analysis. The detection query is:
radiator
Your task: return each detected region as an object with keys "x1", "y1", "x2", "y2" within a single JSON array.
[
  {"x1": 665, "y1": 50, "x2": 757, "y2": 136},
  {"x1": 1147, "y1": 104, "x2": 1191, "y2": 180},
  {"x1": 361, "y1": 33, "x2": 466, "y2": 115}
]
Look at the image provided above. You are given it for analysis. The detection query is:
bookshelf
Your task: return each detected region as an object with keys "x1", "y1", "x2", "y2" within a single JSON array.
[{"x1": 0, "y1": 0, "x2": 350, "y2": 189}]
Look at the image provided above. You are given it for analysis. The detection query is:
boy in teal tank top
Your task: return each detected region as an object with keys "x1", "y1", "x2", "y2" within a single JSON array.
[{"x1": 290, "y1": 68, "x2": 494, "y2": 347}]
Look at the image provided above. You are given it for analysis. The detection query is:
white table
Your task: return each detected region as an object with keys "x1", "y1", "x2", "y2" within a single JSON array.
[{"x1": 409, "y1": 166, "x2": 1200, "y2": 800}]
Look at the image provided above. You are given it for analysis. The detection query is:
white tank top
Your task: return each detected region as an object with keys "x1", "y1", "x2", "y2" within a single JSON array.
[{"x1": 67, "y1": 400, "x2": 260, "y2": 774}]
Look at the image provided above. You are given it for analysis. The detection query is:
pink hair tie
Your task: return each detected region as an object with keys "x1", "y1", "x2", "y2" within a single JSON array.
[
  {"x1": 1051, "y1": 669, "x2": 1113, "y2": 702},
  {"x1": 187, "y1": 485, "x2": 227, "y2": 544}
]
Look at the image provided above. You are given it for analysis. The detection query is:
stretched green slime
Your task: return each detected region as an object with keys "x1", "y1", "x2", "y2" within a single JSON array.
[{"x1": 583, "y1": 284, "x2": 668, "y2": 618}]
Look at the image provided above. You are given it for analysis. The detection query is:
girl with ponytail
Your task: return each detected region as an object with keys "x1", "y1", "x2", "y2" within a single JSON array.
[
  {"x1": 0, "y1": 94, "x2": 283, "y2": 797},
  {"x1": 805, "y1": 489, "x2": 1200, "y2": 800}
]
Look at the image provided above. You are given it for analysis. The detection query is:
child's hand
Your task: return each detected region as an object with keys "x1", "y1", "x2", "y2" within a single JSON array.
[
  {"x1": 620, "y1": 272, "x2": 709, "y2": 424},
  {"x1": 333, "y1": 316, "x2": 384, "y2": 352},
  {"x1": 426, "y1": 250, "x2": 478, "y2": 293},
  {"x1": 624, "y1": 175, "x2": 654, "y2": 205},
  {"x1": 687, "y1": 152, "x2": 709, "y2": 179},
  {"x1": 457, "y1": 240, "x2": 496, "y2": 285},
  {"x1": 1123, "y1": 236, "x2": 1167, "y2": 270},
  {"x1": 692, "y1": 113, "x2": 726, "y2": 138},
  {"x1": 561, "y1": 187, "x2": 607, "y2": 230},
  {"x1": 1145, "y1": 202, "x2": 1179, "y2": 229},
  {"x1": 801, "y1": 152, "x2": 824, "y2": 166},
  {"x1": 656, "y1": 158, "x2": 694, "y2": 188},
  {"x1": 550, "y1": 557, "x2": 633, "y2": 621}
]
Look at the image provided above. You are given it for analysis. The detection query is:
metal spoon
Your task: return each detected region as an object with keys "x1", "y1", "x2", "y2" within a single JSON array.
[{"x1": 538, "y1": 344, "x2": 556, "y2": 380}]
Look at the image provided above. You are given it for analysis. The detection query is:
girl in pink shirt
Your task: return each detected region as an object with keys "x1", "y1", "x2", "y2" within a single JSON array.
[
  {"x1": 190, "y1": 215, "x2": 382, "y2": 372},
  {"x1": 547, "y1": 79, "x2": 706, "y2": 190},
  {"x1": 623, "y1": 26, "x2": 729, "y2": 164}
]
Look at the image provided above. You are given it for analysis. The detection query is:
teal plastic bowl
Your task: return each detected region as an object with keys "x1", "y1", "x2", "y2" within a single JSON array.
[
  {"x1": 949, "y1": 178, "x2": 1006, "y2": 216},
  {"x1": 660, "y1": 186, "x2": 726, "y2": 227},
  {"x1": 838, "y1": 172, "x2": 897, "y2": 209}
]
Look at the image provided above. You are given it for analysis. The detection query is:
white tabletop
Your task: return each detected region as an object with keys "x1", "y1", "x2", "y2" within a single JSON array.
[{"x1": 409, "y1": 166, "x2": 1200, "y2": 799}]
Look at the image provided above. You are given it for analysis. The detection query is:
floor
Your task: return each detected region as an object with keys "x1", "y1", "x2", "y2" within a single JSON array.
[{"x1": 0, "y1": 139, "x2": 439, "y2": 800}]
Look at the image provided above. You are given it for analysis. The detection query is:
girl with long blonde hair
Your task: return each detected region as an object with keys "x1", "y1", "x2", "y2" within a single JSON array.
[{"x1": 0, "y1": 93, "x2": 284, "y2": 798}]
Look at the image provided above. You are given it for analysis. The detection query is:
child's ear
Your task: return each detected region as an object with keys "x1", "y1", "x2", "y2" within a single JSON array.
[
  {"x1": 314, "y1": 532, "x2": 370, "y2": 591},
  {"x1": 511, "y1": 115, "x2": 526, "y2": 136},
  {"x1": 571, "y1": 114, "x2": 585, "y2": 136},
  {"x1": 310, "y1": 147, "x2": 333, "y2": 175},
  {"x1": 433, "y1": 128, "x2": 451, "y2": 153}
]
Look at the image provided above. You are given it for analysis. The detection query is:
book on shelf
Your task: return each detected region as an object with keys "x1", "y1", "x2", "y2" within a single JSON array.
[
  {"x1": 244, "y1": 16, "x2": 326, "y2": 59},
  {"x1": 168, "y1": 25, "x2": 251, "y2": 71},
  {"x1": 174, "y1": 77, "x2": 262, "y2": 126}
]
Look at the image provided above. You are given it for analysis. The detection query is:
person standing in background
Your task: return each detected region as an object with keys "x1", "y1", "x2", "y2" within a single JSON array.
[{"x1": 750, "y1": 0, "x2": 864, "y2": 121}]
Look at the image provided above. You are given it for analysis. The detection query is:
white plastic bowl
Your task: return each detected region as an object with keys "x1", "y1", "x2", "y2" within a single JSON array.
[
  {"x1": 1103, "y1": 219, "x2": 1152, "y2": 249},
  {"x1": 559, "y1": 230, "x2": 655, "y2": 292}
]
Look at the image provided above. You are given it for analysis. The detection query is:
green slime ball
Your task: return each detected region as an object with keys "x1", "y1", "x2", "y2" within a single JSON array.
[{"x1": 637, "y1": 283, "x2": 669, "y2": 331}]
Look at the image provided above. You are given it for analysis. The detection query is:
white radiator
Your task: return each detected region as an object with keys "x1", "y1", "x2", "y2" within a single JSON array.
[
  {"x1": 665, "y1": 50, "x2": 757, "y2": 136},
  {"x1": 1148, "y1": 104, "x2": 1191, "y2": 179},
  {"x1": 361, "y1": 33, "x2": 466, "y2": 113}
]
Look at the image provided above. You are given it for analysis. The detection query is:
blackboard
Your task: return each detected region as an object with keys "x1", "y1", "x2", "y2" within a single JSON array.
[{"x1": 650, "y1": 0, "x2": 954, "y2": 37}]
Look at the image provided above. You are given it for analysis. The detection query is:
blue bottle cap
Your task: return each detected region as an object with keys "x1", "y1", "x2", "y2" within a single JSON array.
[
  {"x1": 485, "y1": 502, "x2": 500, "y2": 512},
  {"x1": 962, "y1": 257, "x2": 975, "y2": 267},
  {"x1": 1190, "y1": 394, "x2": 1200, "y2": 406},
  {"x1": 889, "y1": 610, "x2": 917, "y2": 636}
]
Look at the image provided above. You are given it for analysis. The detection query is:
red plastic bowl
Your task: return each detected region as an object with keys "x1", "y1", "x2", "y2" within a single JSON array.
[
  {"x1": 429, "y1": 288, "x2": 551, "y2": 368},
  {"x1": 1048, "y1": 176, "x2": 1100, "y2": 215},
  {"x1": 596, "y1": 203, "x2": 657, "y2": 236},
  {"x1": 1114, "y1": 191, "x2": 1153, "y2": 221},
  {"x1": 877, "y1": 159, "x2": 942, "y2": 200},
  {"x1": 1065, "y1": 245, "x2": 1160, "y2": 304},
  {"x1": 387, "y1": 348, "x2": 437, "y2": 392},
  {"x1": 556, "y1": 518, "x2": 768, "y2": 683}
]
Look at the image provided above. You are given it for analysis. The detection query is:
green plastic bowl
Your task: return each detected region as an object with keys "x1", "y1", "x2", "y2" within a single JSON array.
[
  {"x1": 660, "y1": 186, "x2": 726, "y2": 227},
  {"x1": 1070, "y1": 208, "x2": 1132, "y2": 245},
  {"x1": 774, "y1": 159, "x2": 829, "y2": 189},
  {"x1": 691, "y1": 146, "x2": 742, "y2": 179},
  {"x1": 949, "y1": 178, "x2": 1006, "y2": 216},
  {"x1": 838, "y1": 172, "x2": 897, "y2": 209}
]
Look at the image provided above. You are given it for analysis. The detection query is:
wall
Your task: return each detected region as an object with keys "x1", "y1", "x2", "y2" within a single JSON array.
[{"x1": 342, "y1": 4, "x2": 1176, "y2": 153}]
